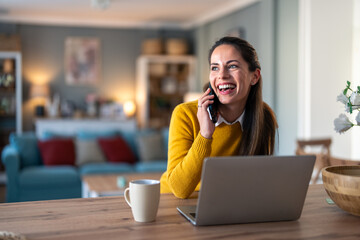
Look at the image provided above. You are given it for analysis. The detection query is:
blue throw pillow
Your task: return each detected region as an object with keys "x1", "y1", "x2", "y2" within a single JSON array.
[
  {"x1": 118, "y1": 130, "x2": 138, "y2": 160},
  {"x1": 10, "y1": 132, "x2": 42, "y2": 168}
]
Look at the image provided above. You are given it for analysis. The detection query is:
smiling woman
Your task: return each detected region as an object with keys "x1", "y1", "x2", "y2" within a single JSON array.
[{"x1": 159, "y1": 36, "x2": 278, "y2": 199}]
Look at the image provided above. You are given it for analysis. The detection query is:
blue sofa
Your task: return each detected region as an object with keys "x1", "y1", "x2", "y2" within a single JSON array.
[{"x1": 1, "y1": 128, "x2": 168, "y2": 202}]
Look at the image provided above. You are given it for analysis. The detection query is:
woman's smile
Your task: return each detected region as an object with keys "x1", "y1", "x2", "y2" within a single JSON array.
[{"x1": 217, "y1": 83, "x2": 236, "y2": 95}]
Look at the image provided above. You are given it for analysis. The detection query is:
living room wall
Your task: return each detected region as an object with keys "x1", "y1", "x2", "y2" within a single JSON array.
[{"x1": 1, "y1": 24, "x2": 194, "y2": 131}]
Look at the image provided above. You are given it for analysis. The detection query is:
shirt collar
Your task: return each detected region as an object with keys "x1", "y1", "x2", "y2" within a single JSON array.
[{"x1": 215, "y1": 110, "x2": 245, "y2": 130}]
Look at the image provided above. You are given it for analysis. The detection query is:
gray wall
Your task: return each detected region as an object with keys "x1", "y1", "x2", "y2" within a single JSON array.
[
  {"x1": 1, "y1": 24, "x2": 194, "y2": 130},
  {"x1": 275, "y1": 0, "x2": 299, "y2": 155}
]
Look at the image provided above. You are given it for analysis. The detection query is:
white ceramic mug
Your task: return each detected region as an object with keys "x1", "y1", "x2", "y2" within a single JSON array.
[{"x1": 124, "y1": 179, "x2": 160, "y2": 222}]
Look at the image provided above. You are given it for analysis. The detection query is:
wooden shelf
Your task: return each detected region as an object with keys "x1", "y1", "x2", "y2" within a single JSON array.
[
  {"x1": 0, "y1": 52, "x2": 22, "y2": 153},
  {"x1": 0, "y1": 87, "x2": 15, "y2": 92},
  {"x1": 136, "y1": 55, "x2": 196, "y2": 129}
]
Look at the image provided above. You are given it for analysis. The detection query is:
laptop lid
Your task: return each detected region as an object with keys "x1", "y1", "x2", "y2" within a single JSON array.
[{"x1": 177, "y1": 155, "x2": 315, "y2": 226}]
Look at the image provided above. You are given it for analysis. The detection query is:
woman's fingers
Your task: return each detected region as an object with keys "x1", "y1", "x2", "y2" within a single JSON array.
[
  {"x1": 197, "y1": 88, "x2": 213, "y2": 109},
  {"x1": 197, "y1": 88, "x2": 215, "y2": 139}
]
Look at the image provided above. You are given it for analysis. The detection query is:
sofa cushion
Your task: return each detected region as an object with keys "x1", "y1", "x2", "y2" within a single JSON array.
[
  {"x1": 79, "y1": 162, "x2": 134, "y2": 176},
  {"x1": 161, "y1": 127, "x2": 169, "y2": 156},
  {"x1": 135, "y1": 161, "x2": 167, "y2": 173},
  {"x1": 118, "y1": 130, "x2": 139, "y2": 160},
  {"x1": 38, "y1": 138, "x2": 76, "y2": 166},
  {"x1": 19, "y1": 166, "x2": 80, "y2": 187},
  {"x1": 98, "y1": 137, "x2": 136, "y2": 164},
  {"x1": 10, "y1": 132, "x2": 42, "y2": 168},
  {"x1": 75, "y1": 139, "x2": 106, "y2": 166},
  {"x1": 40, "y1": 131, "x2": 74, "y2": 140},
  {"x1": 77, "y1": 130, "x2": 118, "y2": 140},
  {"x1": 136, "y1": 131, "x2": 167, "y2": 162}
]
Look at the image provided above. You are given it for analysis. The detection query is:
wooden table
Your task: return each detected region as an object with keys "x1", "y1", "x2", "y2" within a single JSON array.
[
  {"x1": 82, "y1": 172, "x2": 163, "y2": 197},
  {"x1": 1, "y1": 185, "x2": 360, "y2": 240}
]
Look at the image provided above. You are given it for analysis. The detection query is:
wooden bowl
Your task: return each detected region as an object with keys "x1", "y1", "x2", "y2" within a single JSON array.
[{"x1": 322, "y1": 165, "x2": 360, "y2": 216}]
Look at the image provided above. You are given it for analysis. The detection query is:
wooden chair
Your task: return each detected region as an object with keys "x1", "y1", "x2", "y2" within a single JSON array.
[
  {"x1": 296, "y1": 138, "x2": 360, "y2": 184},
  {"x1": 296, "y1": 138, "x2": 332, "y2": 184}
]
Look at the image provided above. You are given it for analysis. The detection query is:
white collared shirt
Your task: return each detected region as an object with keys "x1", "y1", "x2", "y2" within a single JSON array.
[{"x1": 208, "y1": 108, "x2": 245, "y2": 130}]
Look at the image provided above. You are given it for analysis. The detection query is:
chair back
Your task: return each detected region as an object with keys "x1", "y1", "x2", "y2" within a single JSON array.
[{"x1": 295, "y1": 138, "x2": 332, "y2": 184}]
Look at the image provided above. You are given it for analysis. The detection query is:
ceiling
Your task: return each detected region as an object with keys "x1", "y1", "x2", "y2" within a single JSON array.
[{"x1": 0, "y1": 0, "x2": 257, "y2": 29}]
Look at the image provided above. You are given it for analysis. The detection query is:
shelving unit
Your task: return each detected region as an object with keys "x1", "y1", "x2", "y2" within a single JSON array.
[
  {"x1": 0, "y1": 52, "x2": 22, "y2": 157},
  {"x1": 136, "y1": 55, "x2": 196, "y2": 129}
]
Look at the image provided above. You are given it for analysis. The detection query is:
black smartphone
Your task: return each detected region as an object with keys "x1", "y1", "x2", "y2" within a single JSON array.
[{"x1": 208, "y1": 83, "x2": 219, "y2": 123}]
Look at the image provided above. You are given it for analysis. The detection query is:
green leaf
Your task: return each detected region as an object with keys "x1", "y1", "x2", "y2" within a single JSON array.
[
  {"x1": 358, "y1": 86, "x2": 360, "y2": 92},
  {"x1": 344, "y1": 88, "x2": 348, "y2": 95},
  {"x1": 347, "y1": 81, "x2": 351, "y2": 87},
  {"x1": 349, "y1": 103, "x2": 353, "y2": 114}
]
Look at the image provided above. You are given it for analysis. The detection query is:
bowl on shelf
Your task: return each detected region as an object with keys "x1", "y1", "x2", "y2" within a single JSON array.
[{"x1": 322, "y1": 165, "x2": 360, "y2": 216}]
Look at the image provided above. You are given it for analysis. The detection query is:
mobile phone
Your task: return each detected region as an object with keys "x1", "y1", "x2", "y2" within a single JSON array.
[{"x1": 208, "y1": 83, "x2": 219, "y2": 123}]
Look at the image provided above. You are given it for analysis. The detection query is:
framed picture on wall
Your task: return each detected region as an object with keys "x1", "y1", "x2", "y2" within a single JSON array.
[{"x1": 64, "y1": 37, "x2": 101, "y2": 85}]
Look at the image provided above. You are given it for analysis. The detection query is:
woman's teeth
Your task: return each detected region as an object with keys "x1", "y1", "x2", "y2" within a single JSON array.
[{"x1": 218, "y1": 84, "x2": 235, "y2": 91}]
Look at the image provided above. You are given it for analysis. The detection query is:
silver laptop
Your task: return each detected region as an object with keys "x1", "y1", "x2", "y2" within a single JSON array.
[{"x1": 177, "y1": 155, "x2": 315, "y2": 226}]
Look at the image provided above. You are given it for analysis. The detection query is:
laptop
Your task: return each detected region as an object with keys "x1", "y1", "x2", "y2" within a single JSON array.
[{"x1": 177, "y1": 155, "x2": 315, "y2": 226}]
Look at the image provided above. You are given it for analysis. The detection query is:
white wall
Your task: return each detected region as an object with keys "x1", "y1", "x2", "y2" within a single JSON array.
[{"x1": 299, "y1": 0, "x2": 355, "y2": 159}]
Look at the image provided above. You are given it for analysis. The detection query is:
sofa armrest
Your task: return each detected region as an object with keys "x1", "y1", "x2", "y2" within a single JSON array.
[{"x1": 1, "y1": 145, "x2": 20, "y2": 202}]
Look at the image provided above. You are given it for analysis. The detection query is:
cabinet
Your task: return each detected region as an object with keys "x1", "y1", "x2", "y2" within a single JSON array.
[
  {"x1": 0, "y1": 52, "x2": 22, "y2": 155},
  {"x1": 136, "y1": 55, "x2": 196, "y2": 128}
]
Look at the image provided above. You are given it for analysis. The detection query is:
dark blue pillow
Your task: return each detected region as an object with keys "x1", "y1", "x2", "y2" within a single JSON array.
[{"x1": 10, "y1": 132, "x2": 42, "y2": 168}]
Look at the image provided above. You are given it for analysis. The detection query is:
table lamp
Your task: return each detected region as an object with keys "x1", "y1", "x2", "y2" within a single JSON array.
[
  {"x1": 123, "y1": 100, "x2": 136, "y2": 118},
  {"x1": 30, "y1": 84, "x2": 50, "y2": 117}
]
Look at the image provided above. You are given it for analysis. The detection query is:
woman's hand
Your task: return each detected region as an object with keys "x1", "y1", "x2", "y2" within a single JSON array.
[{"x1": 197, "y1": 88, "x2": 216, "y2": 139}]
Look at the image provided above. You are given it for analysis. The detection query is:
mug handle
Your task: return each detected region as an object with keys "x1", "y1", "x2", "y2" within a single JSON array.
[{"x1": 124, "y1": 187, "x2": 131, "y2": 207}]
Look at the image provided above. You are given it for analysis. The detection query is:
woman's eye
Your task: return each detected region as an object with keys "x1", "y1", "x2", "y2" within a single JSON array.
[
  {"x1": 211, "y1": 66, "x2": 219, "y2": 71},
  {"x1": 228, "y1": 65, "x2": 238, "y2": 69}
]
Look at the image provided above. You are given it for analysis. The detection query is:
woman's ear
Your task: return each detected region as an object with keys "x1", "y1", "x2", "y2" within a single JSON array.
[{"x1": 250, "y1": 68, "x2": 261, "y2": 85}]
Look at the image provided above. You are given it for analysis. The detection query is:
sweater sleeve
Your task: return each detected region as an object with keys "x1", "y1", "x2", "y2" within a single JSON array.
[{"x1": 165, "y1": 103, "x2": 212, "y2": 199}]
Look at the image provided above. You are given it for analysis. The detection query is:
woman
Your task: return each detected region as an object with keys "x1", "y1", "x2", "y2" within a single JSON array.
[{"x1": 160, "y1": 36, "x2": 278, "y2": 199}]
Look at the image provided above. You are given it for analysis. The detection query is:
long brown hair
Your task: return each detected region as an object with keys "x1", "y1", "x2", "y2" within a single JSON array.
[{"x1": 208, "y1": 36, "x2": 278, "y2": 155}]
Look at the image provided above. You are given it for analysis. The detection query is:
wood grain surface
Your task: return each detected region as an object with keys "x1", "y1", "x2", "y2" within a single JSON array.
[{"x1": 1, "y1": 185, "x2": 360, "y2": 240}]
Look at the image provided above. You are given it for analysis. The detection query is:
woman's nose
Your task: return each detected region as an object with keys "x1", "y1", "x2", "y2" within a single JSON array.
[{"x1": 219, "y1": 67, "x2": 229, "y2": 78}]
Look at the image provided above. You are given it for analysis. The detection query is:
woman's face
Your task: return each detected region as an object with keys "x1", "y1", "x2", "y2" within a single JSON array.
[{"x1": 209, "y1": 44, "x2": 259, "y2": 107}]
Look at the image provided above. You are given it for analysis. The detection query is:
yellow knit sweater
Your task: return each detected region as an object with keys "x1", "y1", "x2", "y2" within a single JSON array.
[{"x1": 160, "y1": 100, "x2": 243, "y2": 199}]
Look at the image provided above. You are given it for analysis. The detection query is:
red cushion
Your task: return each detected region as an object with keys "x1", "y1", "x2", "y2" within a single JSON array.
[
  {"x1": 38, "y1": 139, "x2": 76, "y2": 166},
  {"x1": 98, "y1": 137, "x2": 136, "y2": 164}
]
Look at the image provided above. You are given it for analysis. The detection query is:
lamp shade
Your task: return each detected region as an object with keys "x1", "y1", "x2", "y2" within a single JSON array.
[{"x1": 30, "y1": 84, "x2": 50, "y2": 98}]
